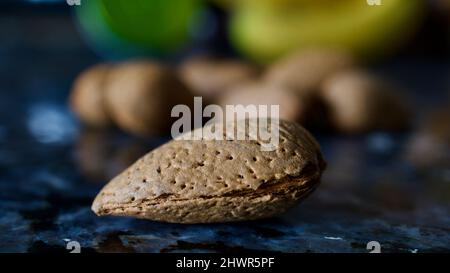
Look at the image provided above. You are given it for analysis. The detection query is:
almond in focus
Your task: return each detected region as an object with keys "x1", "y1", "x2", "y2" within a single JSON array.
[{"x1": 92, "y1": 119, "x2": 326, "y2": 223}]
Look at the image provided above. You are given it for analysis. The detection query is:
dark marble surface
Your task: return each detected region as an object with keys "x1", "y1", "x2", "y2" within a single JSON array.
[{"x1": 0, "y1": 7, "x2": 449, "y2": 253}]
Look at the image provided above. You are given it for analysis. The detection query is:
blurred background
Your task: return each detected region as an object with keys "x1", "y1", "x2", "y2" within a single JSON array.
[{"x1": 0, "y1": 0, "x2": 449, "y2": 253}]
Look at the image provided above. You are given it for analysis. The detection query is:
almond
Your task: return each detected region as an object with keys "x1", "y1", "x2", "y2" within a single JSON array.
[
  {"x1": 179, "y1": 56, "x2": 259, "y2": 103},
  {"x1": 264, "y1": 49, "x2": 356, "y2": 96},
  {"x1": 218, "y1": 81, "x2": 314, "y2": 124},
  {"x1": 92, "y1": 119, "x2": 326, "y2": 223},
  {"x1": 104, "y1": 60, "x2": 193, "y2": 136},
  {"x1": 321, "y1": 69, "x2": 411, "y2": 133},
  {"x1": 70, "y1": 64, "x2": 112, "y2": 127}
]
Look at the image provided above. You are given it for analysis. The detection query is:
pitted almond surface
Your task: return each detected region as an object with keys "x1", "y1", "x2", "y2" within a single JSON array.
[{"x1": 92, "y1": 119, "x2": 326, "y2": 223}]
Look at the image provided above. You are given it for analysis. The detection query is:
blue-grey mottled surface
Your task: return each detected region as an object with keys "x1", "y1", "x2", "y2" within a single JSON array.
[{"x1": 0, "y1": 4, "x2": 449, "y2": 253}]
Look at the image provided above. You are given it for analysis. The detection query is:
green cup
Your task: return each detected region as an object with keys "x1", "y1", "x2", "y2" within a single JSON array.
[{"x1": 75, "y1": 0, "x2": 203, "y2": 59}]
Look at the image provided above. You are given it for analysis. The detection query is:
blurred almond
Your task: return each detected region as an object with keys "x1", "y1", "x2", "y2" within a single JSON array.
[
  {"x1": 321, "y1": 69, "x2": 411, "y2": 133},
  {"x1": 70, "y1": 64, "x2": 112, "y2": 127},
  {"x1": 218, "y1": 81, "x2": 313, "y2": 124},
  {"x1": 179, "y1": 55, "x2": 259, "y2": 103},
  {"x1": 105, "y1": 60, "x2": 194, "y2": 136},
  {"x1": 264, "y1": 49, "x2": 356, "y2": 96}
]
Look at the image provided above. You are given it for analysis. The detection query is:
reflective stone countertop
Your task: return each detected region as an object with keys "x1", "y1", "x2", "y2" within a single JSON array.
[{"x1": 0, "y1": 8, "x2": 448, "y2": 253}]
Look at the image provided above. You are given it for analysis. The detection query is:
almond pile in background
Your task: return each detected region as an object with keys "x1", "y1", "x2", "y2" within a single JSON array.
[
  {"x1": 70, "y1": 49, "x2": 412, "y2": 136},
  {"x1": 70, "y1": 60, "x2": 194, "y2": 136}
]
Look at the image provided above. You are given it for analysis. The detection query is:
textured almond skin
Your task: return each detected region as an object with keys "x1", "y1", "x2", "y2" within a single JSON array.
[
  {"x1": 105, "y1": 60, "x2": 193, "y2": 136},
  {"x1": 93, "y1": 119, "x2": 325, "y2": 223},
  {"x1": 70, "y1": 64, "x2": 112, "y2": 127}
]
